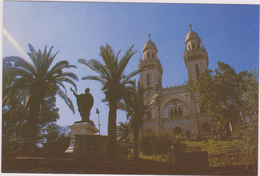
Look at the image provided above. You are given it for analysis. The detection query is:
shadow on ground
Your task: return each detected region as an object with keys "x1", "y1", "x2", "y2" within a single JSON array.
[{"x1": 2, "y1": 156, "x2": 257, "y2": 175}]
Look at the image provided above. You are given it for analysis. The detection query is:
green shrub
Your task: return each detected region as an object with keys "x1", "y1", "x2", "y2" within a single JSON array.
[
  {"x1": 139, "y1": 131, "x2": 156, "y2": 155},
  {"x1": 117, "y1": 142, "x2": 132, "y2": 157},
  {"x1": 139, "y1": 132, "x2": 174, "y2": 155},
  {"x1": 155, "y1": 132, "x2": 173, "y2": 154}
]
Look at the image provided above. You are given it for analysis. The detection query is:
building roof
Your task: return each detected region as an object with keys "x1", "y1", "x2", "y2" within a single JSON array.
[{"x1": 143, "y1": 34, "x2": 158, "y2": 52}]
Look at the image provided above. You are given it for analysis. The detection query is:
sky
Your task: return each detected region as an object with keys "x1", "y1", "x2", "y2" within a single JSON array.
[{"x1": 2, "y1": 1, "x2": 259, "y2": 135}]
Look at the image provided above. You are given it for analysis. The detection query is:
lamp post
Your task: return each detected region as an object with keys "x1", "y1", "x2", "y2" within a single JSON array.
[{"x1": 96, "y1": 108, "x2": 100, "y2": 135}]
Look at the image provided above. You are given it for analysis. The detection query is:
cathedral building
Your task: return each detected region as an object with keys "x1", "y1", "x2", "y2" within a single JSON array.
[{"x1": 139, "y1": 25, "x2": 218, "y2": 140}]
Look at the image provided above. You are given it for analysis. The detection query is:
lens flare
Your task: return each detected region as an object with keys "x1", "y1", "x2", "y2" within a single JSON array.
[{"x1": 3, "y1": 28, "x2": 28, "y2": 59}]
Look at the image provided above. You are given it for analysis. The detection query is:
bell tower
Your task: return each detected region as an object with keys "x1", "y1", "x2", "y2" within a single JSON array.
[
  {"x1": 139, "y1": 34, "x2": 163, "y2": 99},
  {"x1": 183, "y1": 24, "x2": 209, "y2": 114},
  {"x1": 139, "y1": 34, "x2": 163, "y2": 121},
  {"x1": 184, "y1": 24, "x2": 209, "y2": 87}
]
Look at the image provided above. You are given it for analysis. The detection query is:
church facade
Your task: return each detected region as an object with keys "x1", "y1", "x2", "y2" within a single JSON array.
[{"x1": 139, "y1": 26, "x2": 218, "y2": 140}]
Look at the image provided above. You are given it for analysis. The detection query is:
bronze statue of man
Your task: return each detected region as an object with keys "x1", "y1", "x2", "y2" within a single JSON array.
[{"x1": 70, "y1": 87, "x2": 94, "y2": 123}]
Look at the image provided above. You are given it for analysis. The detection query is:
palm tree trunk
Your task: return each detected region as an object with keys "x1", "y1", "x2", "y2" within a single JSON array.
[
  {"x1": 133, "y1": 130, "x2": 139, "y2": 159},
  {"x1": 27, "y1": 95, "x2": 41, "y2": 139},
  {"x1": 108, "y1": 100, "x2": 117, "y2": 161}
]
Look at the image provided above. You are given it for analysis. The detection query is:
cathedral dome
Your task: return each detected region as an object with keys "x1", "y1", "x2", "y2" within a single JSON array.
[
  {"x1": 185, "y1": 30, "x2": 200, "y2": 42},
  {"x1": 185, "y1": 25, "x2": 201, "y2": 43},
  {"x1": 143, "y1": 34, "x2": 158, "y2": 52}
]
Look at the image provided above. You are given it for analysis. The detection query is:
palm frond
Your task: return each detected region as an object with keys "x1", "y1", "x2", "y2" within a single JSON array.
[
  {"x1": 4, "y1": 56, "x2": 36, "y2": 76},
  {"x1": 57, "y1": 90, "x2": 75, "y2": 113},
  {"x1": 81, "y1": 75, "x2": 106, "y2": 85},
  {"x1": 27, "y1": 44, "x2": 40, "y2": 71},
  {"x1": 49, "y1": 60, "x2": 76, "y2": 76},
  {"x1": 123, "y1": 69, "x2": 141, "y2": 84},
  {"x1": 99, "y1": 45, "x2": 115, "y2": 76},
  {"x1": 146, "y1": 94, "x2": 160, "y2": 107},
  {"x1": 79, "y1": 59, "x2": 102, "y2": 74},
  {"x1": 118, "y1": 44, "x2": 137, "y2": 76},
  {"x1": 4, "y1": 67, "x2": 35, "y2": 81},
  {"x1": 55, "y1": 77, "x2": 77, "y2": 91}
]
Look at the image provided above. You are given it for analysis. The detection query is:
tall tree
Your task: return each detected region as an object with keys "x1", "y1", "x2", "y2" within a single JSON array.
[
  {"x1": 235, "y1": 69, "x2": 258, "y2": 164},
  {"x1": 79, "y1": 44, "x2": 139, "y2": 160},
  {"x1": 118, "y1": 82, "x2": 158, "y2": 158},
  {"x1": 3, "y1": 44, "x2": 78, "y2": 139},
  {"x1": 194, "y1": 61, "x2": 249, "y2": 140},
  {"x1": 2, "y1": 96, "x2": 60, "y2": 139}
]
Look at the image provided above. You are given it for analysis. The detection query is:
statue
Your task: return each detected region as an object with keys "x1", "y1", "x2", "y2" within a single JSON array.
[{"x1": 70, "y1": 87, "x2": 94, "y2": 125}]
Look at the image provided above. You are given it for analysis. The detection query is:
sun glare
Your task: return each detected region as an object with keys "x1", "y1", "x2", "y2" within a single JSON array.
[{"x1": 3, "y1": 28, "x2": 28, "y2": 59}]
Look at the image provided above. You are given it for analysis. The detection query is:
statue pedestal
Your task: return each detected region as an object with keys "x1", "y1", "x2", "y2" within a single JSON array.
[
  {"x1": 73, "y1": 134, "x2": 110, "y2": 161},
  {"x1": 65, "y1": 122, "x2": 99, "y2": 153}
]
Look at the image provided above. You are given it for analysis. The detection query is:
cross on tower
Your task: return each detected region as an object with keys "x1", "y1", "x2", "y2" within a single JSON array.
[
  {"x1": 148, "y1": 33, "x2": 152, "y2": 40},
  {"x1": 189, "y1": 24, "x2": 192, "y2": 31}
]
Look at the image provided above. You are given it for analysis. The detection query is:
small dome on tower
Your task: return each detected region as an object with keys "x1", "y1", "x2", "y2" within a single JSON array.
[
  {"x1": 185, "y1": 24, "x2": 201, "y2": 43},
  {"x1": 143, "y1": 33, "x2": 158, "y2": 53}
]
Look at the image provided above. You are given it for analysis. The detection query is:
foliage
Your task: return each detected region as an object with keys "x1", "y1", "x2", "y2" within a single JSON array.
[
  {"x1": 183, "y1": 140, "x2": 257, "y2": 167},
  {"x1": 41, "y1": 123, "x2": 70, "y2": 154},
  {"x1": 117, "y1": 142, "x2": 132, "y2": 157},
  {"x1": 40, "y1": 123, "x2": 70, "y2": 142},
  {"x1": 79, "y1": 44, "x2": 139, "y2": 159},
  {"x1": 234, "y1": 69, "x2": 258, "y2": 164},
  {"x1": 195, "y1": 61, "x2": 250, "y2": 140},
  {"x1": 117, "y1": 121, "x2": 132, "y2": 143},
  {"x1": 2, "y1": 96, "x2": 59, "y2": 140},
  {"x1": 139, "y1": 131, "x2": 173, "y2": 155},
  {"x1": 3, "y1": 44, "x2": 78, "y2": 139},
  {"x1": 154, "y1": 132, "x2": 173, "y2": 154},
  {"x1": 139, "y1": 131, "x2": 156, "y2": 155}
]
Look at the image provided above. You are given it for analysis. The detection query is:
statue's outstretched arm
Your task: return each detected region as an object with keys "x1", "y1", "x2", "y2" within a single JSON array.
[{"x1": 70, "y1": 87, "x2": 77, "y2": 97}]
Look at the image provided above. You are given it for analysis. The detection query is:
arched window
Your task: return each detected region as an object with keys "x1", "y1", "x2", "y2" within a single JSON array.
[
  {"x1": 152, "y1": 53, "x2": 154, "y2": 58},
  {"x1": 192, "y1": 42, "x2": 195, "y2": 49},
  {"x1": 173, "y1": 126, "x2": 182, "y2": 135},
  {"x1": 174, "y1": 108, "x2": 178, "y2": 117},
  {"x1": 147, "y1": 73, "x2": 150, "y2": 86},
  {"x1": 178, "y1": 107, "x2": 182, "y2": 117},
  {"x1": 147, "y1": 52, "x2": 150, "y2": 59},
  {"x1": 170, "y1": 109, "x2": 173, "y2": 118},
  {"x1": 195, "y1": 64, "x2": 200, "y2": 79}
]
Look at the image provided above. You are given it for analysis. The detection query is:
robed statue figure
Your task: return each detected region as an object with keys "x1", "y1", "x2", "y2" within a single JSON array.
[{"x1": 70, "y1": 87, "x2": 94, "y2": 124}]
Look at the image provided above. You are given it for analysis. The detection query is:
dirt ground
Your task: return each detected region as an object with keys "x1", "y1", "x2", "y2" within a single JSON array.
[{"x1": 2, "y1": 157, "x2": 257, "y2": 175}]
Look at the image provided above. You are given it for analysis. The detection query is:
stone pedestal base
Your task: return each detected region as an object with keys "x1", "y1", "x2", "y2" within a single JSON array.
[
  {"x1": 65, "y1": 122, "x2": 99, "y2": 153},
  {"x1": 73, "y1": 134, "x2": 110, "y2": 161}
]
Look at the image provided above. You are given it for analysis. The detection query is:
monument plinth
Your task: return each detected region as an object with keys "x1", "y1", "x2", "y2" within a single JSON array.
[
  {"x1": 65, "y1": 87, "x2": 109, "y2": 160},
  {"x1": 65, "y1": 122, "x2": 99, "y2": 153}
]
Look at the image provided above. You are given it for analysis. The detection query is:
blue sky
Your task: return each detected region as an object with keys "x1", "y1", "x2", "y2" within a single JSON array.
[{"x1": 3, "y1": 2, "x2": 259, "y2": 135}]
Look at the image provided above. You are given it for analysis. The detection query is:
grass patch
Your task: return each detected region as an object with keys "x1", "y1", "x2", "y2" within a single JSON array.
[{"x1": 132, "y1": 140, "x2": 256, "y2": 167}]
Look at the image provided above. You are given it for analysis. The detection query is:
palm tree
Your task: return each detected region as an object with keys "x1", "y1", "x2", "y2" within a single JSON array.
[
  {"x1": 118, "y1": 81, "x2": 159, "y2": 159},
  {"x1": 117, "y1": 121, "x2": 132, "y2": 143},
  {"x1": 3, "y1": 44, "x2": 78, "y2": 139},
  {"x1": 78, "y1": 44, "x2": 139, "y2": 159}
]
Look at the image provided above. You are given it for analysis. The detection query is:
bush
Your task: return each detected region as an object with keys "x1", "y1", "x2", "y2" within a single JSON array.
[
  {"x1": 139, "y1": 131, "x2": 156, "y2": 155},
  {"x1": 139, "y1": 132, "x2": 174, "y2": 155},
  {"x1": 155, "y1": 132, "x2": 173, "y2": 154},
  {"x1": 117, "y1": 142, "x2": 132, "y2": 157}
]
